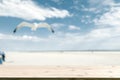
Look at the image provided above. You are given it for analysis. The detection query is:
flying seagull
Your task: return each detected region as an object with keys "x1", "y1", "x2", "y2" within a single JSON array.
[{"x1": 13, "y1": 22, "x2": 55, "y2": 33}]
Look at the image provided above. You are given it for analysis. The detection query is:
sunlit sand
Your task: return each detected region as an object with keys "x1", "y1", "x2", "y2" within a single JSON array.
[{"x1": 0, "y1": 51, "x2": 120, "y2": 77}]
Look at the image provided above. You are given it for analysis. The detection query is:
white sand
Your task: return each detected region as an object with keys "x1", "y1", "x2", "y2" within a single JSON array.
[
  {"x1": 1, "y1": 51, "x2": 120, "y2": 77},
  {"x1": 2, "y1": 51, "x2": 120, "y2": 66}
]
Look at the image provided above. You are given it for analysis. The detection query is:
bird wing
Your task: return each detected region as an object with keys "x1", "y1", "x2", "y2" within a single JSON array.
[
  {"x1": 13, "y1": 22, "x2": 34, "y2": 33},
  {"x1": 38, "y1": 22, "x2": 55, "y2": 33}
]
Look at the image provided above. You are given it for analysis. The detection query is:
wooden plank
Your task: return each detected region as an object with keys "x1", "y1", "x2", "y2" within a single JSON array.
[{"x1": 0, "y1": 66, "x2": 120, "y2": 78}]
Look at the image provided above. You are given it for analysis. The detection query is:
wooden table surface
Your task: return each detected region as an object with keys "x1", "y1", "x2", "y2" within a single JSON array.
[{"x1": 0, "y1": 66, "x2": 120, "y2": 78}]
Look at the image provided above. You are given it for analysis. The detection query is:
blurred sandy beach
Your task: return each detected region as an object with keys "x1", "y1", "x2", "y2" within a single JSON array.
[
  {"x1": 2, "y1": 51, "x2": 120, "y2": 66},
  {"x1": 0, "y1": 51, "x2": 120, "y2": 77}
]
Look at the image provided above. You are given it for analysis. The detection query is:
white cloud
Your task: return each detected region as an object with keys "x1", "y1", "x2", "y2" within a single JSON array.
[
  {"x1": 71, "y1": 0, "x2": 82, "y2": 11},
  {"x1": 94, "y1": 7, "x2": 120, "y2": 27},
  {"x1": 1, "y1": 24, "x2": 120, "y2": 50},
  {"x1": 82, "y1": 7, "x2": 96, "y2": 12},
  {"x1": 90, "y1": 2, "x2": 120, "y2": 40},
  {"x1": 50, "y1": 7, "x2": 120, "y2": 49},
  {"x1": 1, "y1": 0, "x2": 120, "y2": 50},
  {"x1": 57, "y1": 27, "x2": 120, "y2": 50},
  {"x1": 0, "y1": 0, "x2": 70, "y2": 21},
  {"x1": 51, "y1": 23, "x2": 65, "y2": 28},
  {"x1": 68, "y1": 25, "x2": 80, "y2": 30},
  {"x1": 0, "y1": 33, "x2": 45, "y2": 42},
  {"x1": 92, "y1": 1, "x2": 120, "y2": 38},
  {"x1": 81, "y1": 0, "x2": 115, "y2": 14},
  {"x1": 51, "y1": 0, "x2": 64, "y2": 5},
  {"x1": 80, "y1": 15, "x2": 93, "y2": 24},
  {"x1": 51, "y1": 0, "x2": 60, "y2": 3},
  {"x1": 88, "y1": 0, "x2": 115, "y2": 6}
]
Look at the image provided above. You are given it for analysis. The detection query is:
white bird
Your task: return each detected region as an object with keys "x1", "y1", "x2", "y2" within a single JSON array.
[{"x1": 13, "y1": 22, "x2": 55, "y2": 33}]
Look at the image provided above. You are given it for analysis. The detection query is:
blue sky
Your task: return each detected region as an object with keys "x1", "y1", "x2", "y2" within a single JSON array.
[{"x1": 0, "y1": 0, "x2": 120, "y2": 51}]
